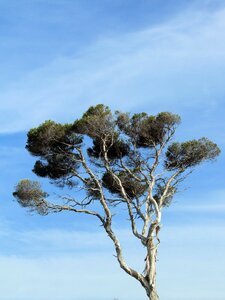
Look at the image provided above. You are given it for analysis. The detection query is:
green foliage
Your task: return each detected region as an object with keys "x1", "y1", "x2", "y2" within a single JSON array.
[
  {"x1": 87, "y1": 138, "x2": 130, "y2": 159},
  {"x1": 102, "y1": 171, "x2": 147, "y2": 199},
  {"x1": 33, "y1": 153, "x2": 76, "y2": 180},
  {"x1": 13, "y1": 180, "x2": 48, "y2": 215},
  {"x1": 27, "y1": 120, "x2": 82, "y2": 180},
  {"x1": 74, "y1": 104, "x2": 130, "y2": 159},
  {"x1": 165, "y1": 138, "x2": 221, "y2": 170},
  {"x1": 82, "y1": 104, "x2": 111, "y2": 119},
  {"x1": 84, "y1": 178, "x2": 101, "y2": 200},
  {"x1": 116, "y1": 111, "x2": 180, "y2": 147},
  {"x1": 85, "y1": 171, "x2": 147, "y2": 200},
  {"x1": 73, "y1": 104, "x2": 113, "y2": 138},
  {"x1": 27, "y1": 120, "x2": 81, "y2": 156},
  {"x1": 14, "y1": 104, "x2": 221, "y2": 209}
]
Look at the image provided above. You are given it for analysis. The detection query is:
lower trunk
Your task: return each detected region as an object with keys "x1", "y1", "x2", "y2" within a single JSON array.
[
  {"x1": 145, "y1": 225, "x2": 160, "y2": 300},
  {"x1": 146, "y1": 245, "x2": 159, "y2": 300},
  {"x1": 149, "y1": 287, "x2": 159, "y2": 300}
]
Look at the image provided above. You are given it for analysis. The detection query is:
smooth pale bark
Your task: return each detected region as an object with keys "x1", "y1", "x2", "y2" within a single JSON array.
[
  {"x1": 149, "y1": 289, "x2": 160, "y2": 300},
  {"x1": 144, "y1": 219, "x2": 161, "y2": 300},
  {"x1": 148, "y1": 246, "x2": 159, "y2": 299}
]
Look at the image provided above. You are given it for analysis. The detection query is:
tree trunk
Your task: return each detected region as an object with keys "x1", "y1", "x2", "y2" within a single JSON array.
[
  {"x1": 149, "y1": 286, "x2": 159, "y2": 300},
  {"x1": 145, "y1": 225, "x2": 160, "y2": 300},
  {"x1": 149, "y1": 291, "x2": 159, "y2": 300},
  {"x1": 147, "y1": 245, "x2": 159, "y2": 300}
]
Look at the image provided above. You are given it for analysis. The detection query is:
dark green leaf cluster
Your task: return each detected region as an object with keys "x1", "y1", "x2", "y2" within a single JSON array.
[
  {"x1": 13, "y1": 180, "x2": 48, "y2": 215},
  {"x1": 73, "y1": 104, "x2": 130, "y2": 159},
  {"x1": 85, "y1": 171, "x2": 147, "y2": 200},
  {"x1": 84, "y1": 178, "x2": 101, "y2": 200},
  {"x1": 26, "y1": 121, "x2": 82, "y2": 180},
  {"x1": 17, "y1": 104, "x2": 220, "y2": 208},
  {"x1": 117, "y1": 111, "x2": 180, "y2": 147},
  {"x1": 165, "y1": 138, "x2": 221, "y2": 170},
  {"x1": 87, "y1": 138, "x2": 129, "y2": 159},
  {"x1": 73, "y1": 104, "x2": 114, "y2": 138},
  {"x1": 102, "y1": 171, "x2": 147, "y2": 199}
]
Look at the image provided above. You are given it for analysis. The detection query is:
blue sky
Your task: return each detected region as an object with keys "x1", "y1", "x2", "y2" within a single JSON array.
[{"x1": 0, "y1": 1, "x2": 225, "y2": 299}]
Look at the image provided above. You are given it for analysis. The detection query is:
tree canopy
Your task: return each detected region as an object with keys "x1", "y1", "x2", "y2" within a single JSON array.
[{"x1": 13, "y1": 104, "x2": 220, "y2": 300}]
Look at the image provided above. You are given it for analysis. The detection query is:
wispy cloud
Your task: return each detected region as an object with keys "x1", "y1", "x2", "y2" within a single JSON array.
[
  {"x1": 0, "y1": 225, "x2": 146, "y2": 300},
  {"x1": 0, "y1": 222, "x2": 224, "y2": 300},
  {"x1": 167, "y1": 188, "x2": 225, "y2": 213},
  {"x1": 1, "y1": 5, "x2": 225, "y2": 133},
  {"x1": 0, "y1": 254, "x2": 148, "y2": 300}
]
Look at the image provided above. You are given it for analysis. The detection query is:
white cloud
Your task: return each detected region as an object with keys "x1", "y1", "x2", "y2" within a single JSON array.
[{"x1": 1, "y1": 6, "x2": 225, "y2": 133}]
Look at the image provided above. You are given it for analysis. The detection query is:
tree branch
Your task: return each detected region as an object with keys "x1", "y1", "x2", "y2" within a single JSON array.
[
  {"x1": 102, "y1": 140, "x2": 146, "y2": 244},
  {"x1": 46, "y1": 202, "x2": 105, "y2": 223},
  {"x1": 75, "y1": 146, "x2": 112, "y2": 227}
]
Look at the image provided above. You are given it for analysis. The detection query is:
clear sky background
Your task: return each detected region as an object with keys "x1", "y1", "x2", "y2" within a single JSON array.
[{"x1": 0, "y1": 1, "x2": 225, "y2": 299}]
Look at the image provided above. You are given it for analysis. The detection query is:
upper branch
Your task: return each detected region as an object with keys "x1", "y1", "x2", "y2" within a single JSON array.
[
  {"x1": 158, "y1": 168, "x2": 184, "y2": 208},
  {"x1": 47, "y1": 202, "x2": 105, "y2": 223},
  {"x1": 102, "y1": 140, "x2": 146, "y2": 244},
  {"x1": 75, "y1": 146, "x2": 112, "y2": 226}
]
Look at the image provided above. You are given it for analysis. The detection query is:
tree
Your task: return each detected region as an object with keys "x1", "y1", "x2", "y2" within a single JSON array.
[{"x1": 13, "y1": 104, "x2": 220, "y2": 300}]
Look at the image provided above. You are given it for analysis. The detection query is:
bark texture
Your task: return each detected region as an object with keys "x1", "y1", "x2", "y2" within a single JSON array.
[
  {"x1": 143, "y1": 222, "x2": 161, "y2": 300},
  {"x1": 149, "y1": 289, "x2": 160, "y2": 300}
]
